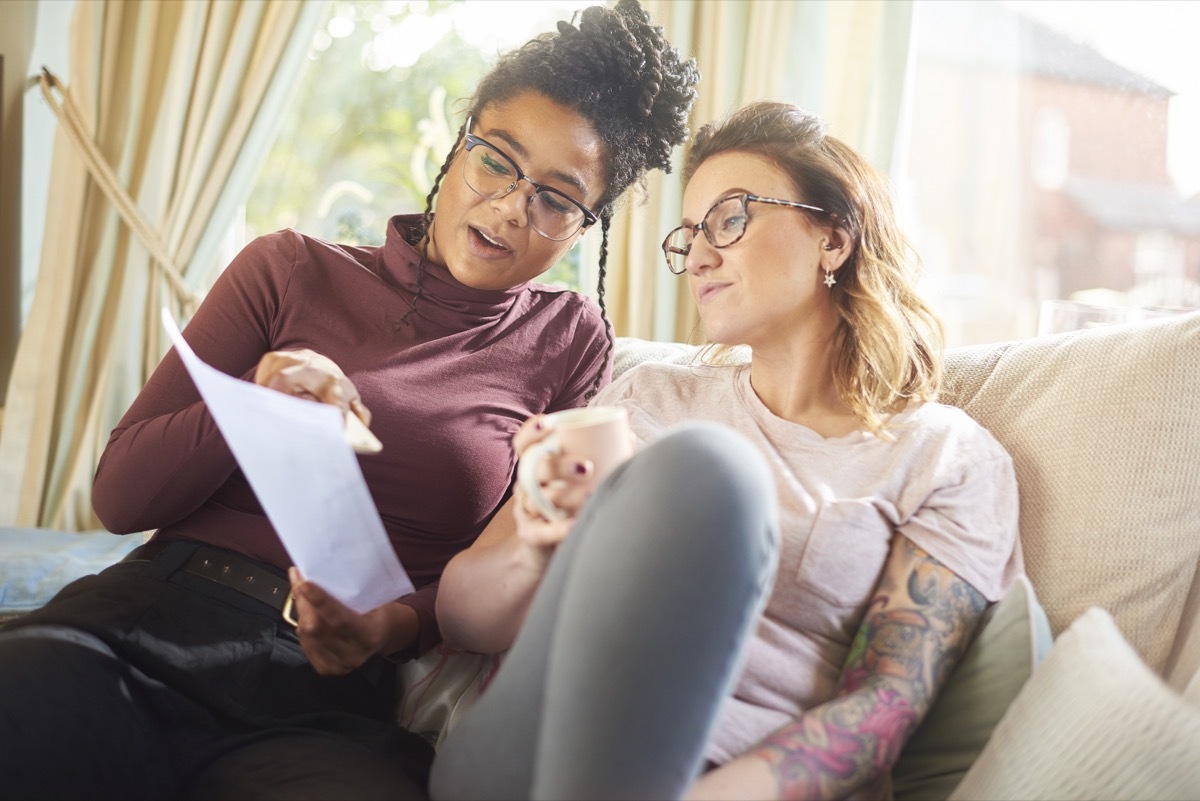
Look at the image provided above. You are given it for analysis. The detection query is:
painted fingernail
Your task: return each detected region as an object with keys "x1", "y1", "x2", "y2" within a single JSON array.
[
  {"x1": 534, "y1": 419, "x2": 545, "y2": 431},
  {"x1": 574, "y1": 462, "x2": 588, "y2": 475}
]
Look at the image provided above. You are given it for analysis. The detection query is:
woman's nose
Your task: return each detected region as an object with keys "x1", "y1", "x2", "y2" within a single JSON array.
[
  {"x1": 490, "y1": 182, "x2": 534, "y2": 228},
  {"x1": 685, "y1": 232, "x2": 720, "y2": 276}
]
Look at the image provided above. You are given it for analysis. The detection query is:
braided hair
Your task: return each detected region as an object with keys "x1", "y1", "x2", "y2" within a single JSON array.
[{"x1": 410, "y1": 0, "x2": 699, "y2": 398}]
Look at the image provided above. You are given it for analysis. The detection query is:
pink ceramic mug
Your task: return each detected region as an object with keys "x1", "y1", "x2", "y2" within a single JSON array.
[{"x1": 517, "y1": 406, "x2": 634, "y2": 521}]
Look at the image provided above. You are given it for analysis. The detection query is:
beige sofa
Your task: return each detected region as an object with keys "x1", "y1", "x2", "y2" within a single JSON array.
[
  {"x1": 613, "y1": 309, "x2": 1200, "y2": 800},
  {"x1": 4, "y1": 312, "x2": 1199, "y2": 799}
]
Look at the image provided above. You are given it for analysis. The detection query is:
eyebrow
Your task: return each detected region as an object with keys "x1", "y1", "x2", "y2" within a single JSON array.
[{"x1": 487, "y1": 128, "x2": 592, "y2": 201}]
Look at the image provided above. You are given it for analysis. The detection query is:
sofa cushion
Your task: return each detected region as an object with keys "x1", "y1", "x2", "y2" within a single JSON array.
[
  {"x1": 1188, "y1": 661, "x2": 1200, "y2": 707},
  {"x1": 0, "y1": 527, "x2": 139, "y2": 620},
  {"x1": 612, "y1": 338, "x2": 697, "y2": 377},
  {"x1": 1186, "y1": 651, "x2": 1200, "y2": 706},
  {"x1": 939, "y1": 311, "x2": 1200, "y2": 681},
  {"x1": 892, "y1": 574, "x2": 1051, "y2": 801},
  {"x1": 948, "y1": 607, "x2": 1200, "y2": 800}
]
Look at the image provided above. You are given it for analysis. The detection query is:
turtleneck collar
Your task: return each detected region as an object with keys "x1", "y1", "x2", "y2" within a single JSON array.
[{"x1": 377, "y1": 214, "x2": 526, "y2": 329}]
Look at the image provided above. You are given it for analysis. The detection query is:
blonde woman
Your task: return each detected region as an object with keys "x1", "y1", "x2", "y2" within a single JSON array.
[{"x1": 432, "y1": 101, "x2": 1023, "y2": 800}]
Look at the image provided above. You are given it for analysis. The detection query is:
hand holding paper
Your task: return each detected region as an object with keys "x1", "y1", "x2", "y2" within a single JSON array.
[
  {"x1": 161, "y1": 308, "x2": 413, "y2": 613},
  {"x1": 253, "y1": 347, "x2": 382, "y2": 454}
]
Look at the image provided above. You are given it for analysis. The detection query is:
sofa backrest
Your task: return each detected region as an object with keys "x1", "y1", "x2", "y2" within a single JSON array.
[
  {"x1": 613, "y1": 310, "x2": 1200, "y2": 687},
  {"x1": 939, "y1": 311, "x2": 1200, "y2": 687}
]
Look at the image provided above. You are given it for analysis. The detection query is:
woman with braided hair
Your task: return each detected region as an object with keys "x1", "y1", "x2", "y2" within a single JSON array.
[{"x1": 0, "y1": 2, "x2": 698, "y2": 799}]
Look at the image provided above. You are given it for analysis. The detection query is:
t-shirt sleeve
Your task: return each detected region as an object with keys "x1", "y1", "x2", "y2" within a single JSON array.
[
  {"x1": 545, "y1": 296, "x2": 611, "y2": 413},
  {"x1": 92, "y1": 232, "x2": 296, "y2": 533},
  {"x1": 897, "y1": 430, "x2": 1023, "y2": 602}
]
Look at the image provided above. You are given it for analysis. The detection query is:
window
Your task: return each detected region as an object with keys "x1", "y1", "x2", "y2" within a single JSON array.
[
  {"x1": 905, "y1": 0, "x2": 1200, "y2": 344},
  {"x1": 243, "y1": 0, "x2": 594, "y2": 289},
  {"x1": 245, "y1": 0, "x2": 1200, "y2": 342},
  {"x1": 1032, "y1": 106, "x2": 1069, "y2": 191}
]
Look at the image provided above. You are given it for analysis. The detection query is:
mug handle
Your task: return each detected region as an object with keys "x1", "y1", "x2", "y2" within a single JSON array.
[{"x1": 516, "y1": 434, "x2": 569, "y2": 522}]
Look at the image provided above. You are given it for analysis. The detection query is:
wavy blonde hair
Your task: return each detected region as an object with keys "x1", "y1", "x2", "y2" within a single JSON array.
[{"x1": 683, "y1": 101, "x2": 944, "y2": 434}]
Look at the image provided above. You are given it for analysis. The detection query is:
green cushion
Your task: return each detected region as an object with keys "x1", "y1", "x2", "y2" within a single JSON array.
[{"x1": 892, "y1": 574, "x2": 1052, "y2": 801}]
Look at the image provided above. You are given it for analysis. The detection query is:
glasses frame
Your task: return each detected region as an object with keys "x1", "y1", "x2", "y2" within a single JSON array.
[
  {"x1": 461, "y1": 116, "x2": 599, "y2": 242},
  {"x1": 661, "y1": 192, "x2": 832, "y2": 274}
]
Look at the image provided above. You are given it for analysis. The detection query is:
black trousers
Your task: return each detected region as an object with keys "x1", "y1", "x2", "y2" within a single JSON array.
[{"x1": 0, "y1": 540, "x2": 433, "y2": 800}]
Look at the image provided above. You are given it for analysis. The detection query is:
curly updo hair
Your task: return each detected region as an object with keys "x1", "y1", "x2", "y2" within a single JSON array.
[{"x1": 412, "y1": 0, "x2": 700, "y2": 399}]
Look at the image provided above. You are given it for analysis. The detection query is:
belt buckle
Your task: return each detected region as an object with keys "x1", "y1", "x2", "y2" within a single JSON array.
[{"x1": 282, "y1": 591, "x2": 299, "y2": 628}]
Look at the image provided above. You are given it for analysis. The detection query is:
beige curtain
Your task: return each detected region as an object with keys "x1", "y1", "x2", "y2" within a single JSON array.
[
  {"x1": 820, "y1": 1, "x2": 915, "y2": 174},
  {"x1": 0, "y1": 0, "x2": 324, "y2": 530},
  {"x1": 605, "y1": 0, "x2": 914, "y2": 342}
]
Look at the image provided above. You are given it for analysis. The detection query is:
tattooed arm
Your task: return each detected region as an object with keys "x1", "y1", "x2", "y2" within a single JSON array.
[{"x1": 686, "y1": 535, "x2": 987, "y2": 801}]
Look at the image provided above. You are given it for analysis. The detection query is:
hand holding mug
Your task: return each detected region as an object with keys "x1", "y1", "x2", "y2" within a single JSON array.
[{"x1": 516, "y1": 407, "x2": 635, "y2": 528}]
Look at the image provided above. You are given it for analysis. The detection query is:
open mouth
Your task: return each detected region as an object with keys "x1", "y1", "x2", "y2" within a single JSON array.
[{"x1": 470, "y1": 226, "x2": 511, "y2": 254}]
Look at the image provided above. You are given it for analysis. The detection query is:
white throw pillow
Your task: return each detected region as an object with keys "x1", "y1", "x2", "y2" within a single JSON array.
[{"x1": 949, "y1": 607, "x2": 1200, "y2": 800}]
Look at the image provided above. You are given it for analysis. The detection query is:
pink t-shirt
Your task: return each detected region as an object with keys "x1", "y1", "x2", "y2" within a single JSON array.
[{"x1": 593, "y1": 361, "x2": 1022, "y2": 764}]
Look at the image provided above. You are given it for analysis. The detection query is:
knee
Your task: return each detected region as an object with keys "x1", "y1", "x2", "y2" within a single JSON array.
[
  {"x1": 617, "y1": 422, "x2": 779, "y2": 567},
  {"x1": 634, "y1": 423, "x2": 773, "y2": 507},
  {"x1": 0, "y1": 626, "x2": 115, "y2": 684}
]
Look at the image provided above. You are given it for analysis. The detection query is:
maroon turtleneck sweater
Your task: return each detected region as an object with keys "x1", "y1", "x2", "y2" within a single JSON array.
[{"x1": 92, "y1": 215, "x2": 609, "y2": 655}]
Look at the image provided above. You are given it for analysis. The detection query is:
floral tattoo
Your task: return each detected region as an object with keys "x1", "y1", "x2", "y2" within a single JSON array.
[{"x1": 755, "y1": 536, "x2": 986, "y2": 799}]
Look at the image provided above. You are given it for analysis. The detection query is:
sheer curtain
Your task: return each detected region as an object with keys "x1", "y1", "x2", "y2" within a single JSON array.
[
  {"x1": 0, "y1": 0, "x2": 324, "y2": 530},
  {"x1": 604, "y1": 0, "x2": 915, "y2": 342}
]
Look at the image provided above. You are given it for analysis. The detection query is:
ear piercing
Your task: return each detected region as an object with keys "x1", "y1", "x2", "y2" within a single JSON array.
[{"x1": 822, "y1": 240, "x2": 838, "y2": 285}]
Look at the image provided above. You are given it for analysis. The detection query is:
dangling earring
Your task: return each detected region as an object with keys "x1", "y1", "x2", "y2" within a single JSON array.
[{"x1": 822, "y1": 241, "x2": 838, "y2": 286}]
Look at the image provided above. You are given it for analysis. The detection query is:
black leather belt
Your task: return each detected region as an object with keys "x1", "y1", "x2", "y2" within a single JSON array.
[{"x1": 123, "y1": 539, "x2": 290, "y2": 613}]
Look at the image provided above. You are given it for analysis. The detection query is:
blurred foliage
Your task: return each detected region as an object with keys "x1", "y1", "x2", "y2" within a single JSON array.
[
  {"x1": 244, "y1": 0, "x2": 586, "y2": 290},
  {"x1": 247, "y1": 1, "x2": 485, "y2": 246}
]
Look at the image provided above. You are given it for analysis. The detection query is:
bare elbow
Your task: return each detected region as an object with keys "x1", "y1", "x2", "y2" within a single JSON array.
[
  {"x1": 436, "y1": 561, "x2": 517, "y2": 654},
  {"x1": 443, "y1": 623, "x2": 516, "y2": 655}
]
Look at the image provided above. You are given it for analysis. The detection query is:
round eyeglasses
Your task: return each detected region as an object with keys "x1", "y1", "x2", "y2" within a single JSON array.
[
  {"x1": 461, "y1": 118, "x2": 598, "y2": 242},
  {"x1": 661, "y1": 193, "x2": 831, "y2": 274}
]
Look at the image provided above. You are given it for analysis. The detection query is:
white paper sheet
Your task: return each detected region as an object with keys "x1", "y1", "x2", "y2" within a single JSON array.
[{"x1": 161, "y1": 308, "x2": 414, "y2": 613}]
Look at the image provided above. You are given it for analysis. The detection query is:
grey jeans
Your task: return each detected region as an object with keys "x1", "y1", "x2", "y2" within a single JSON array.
[{"x1": 430, "y1": 422, "x2": 780, "y2": 801}]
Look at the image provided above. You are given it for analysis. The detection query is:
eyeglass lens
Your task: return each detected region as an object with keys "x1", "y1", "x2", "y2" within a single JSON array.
[
  {"x1": 463, "y1": 142, "x2": 586, "y2": 241},
  {"x1": 663, "y1": 196, "x2": 748, "y2": 273}
]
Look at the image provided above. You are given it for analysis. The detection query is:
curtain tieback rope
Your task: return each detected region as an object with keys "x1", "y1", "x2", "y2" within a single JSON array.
[{"x1": 39, "y1": 67, "x2": 201, "y2": 314}]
